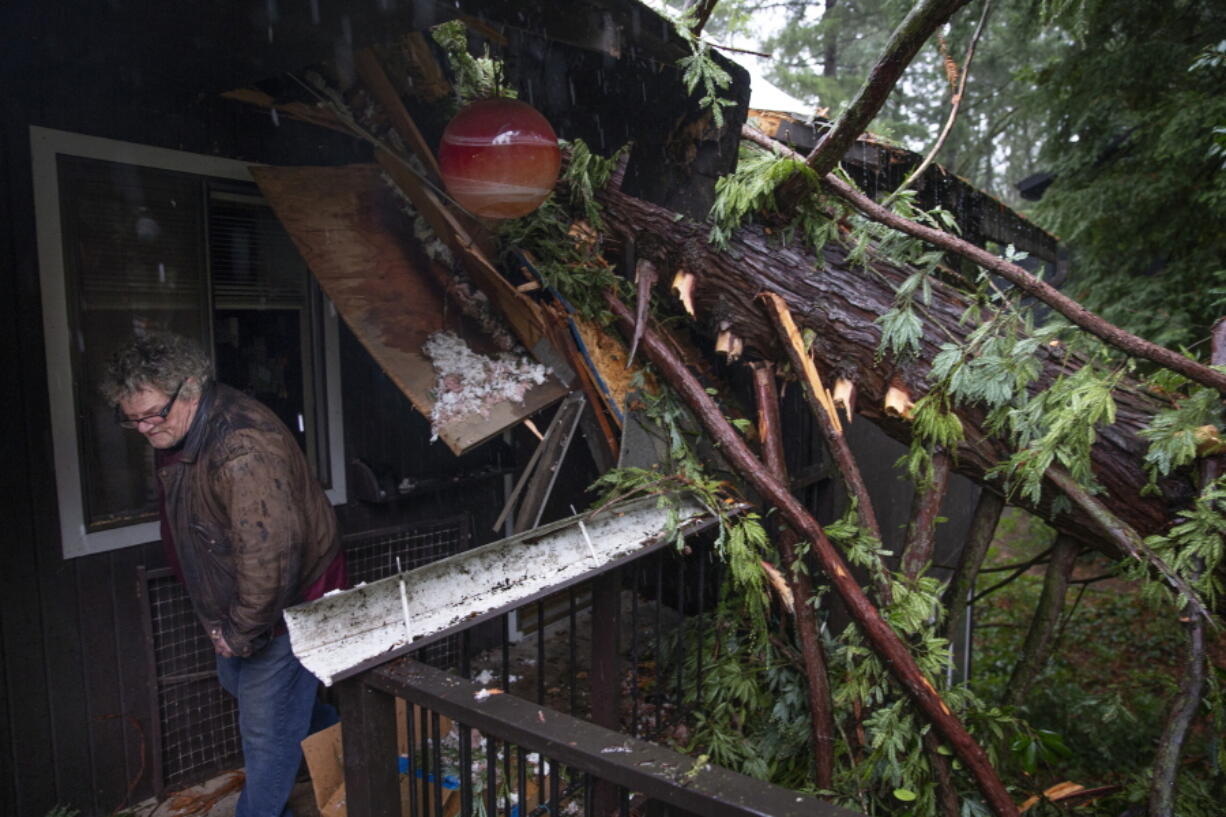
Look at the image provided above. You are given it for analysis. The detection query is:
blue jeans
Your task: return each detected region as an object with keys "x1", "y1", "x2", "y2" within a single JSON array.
[{"x1": 216, "y1": 633, "x2": 338, "y2": 817}]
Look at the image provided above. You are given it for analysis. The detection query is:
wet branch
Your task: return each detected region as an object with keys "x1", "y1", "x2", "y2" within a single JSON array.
[
  {"x1": 899, "y1": 447, "x2": 958, "y2": 817},
  {"x1": 901, "y1": 448, "x2": 952, "y2": 579},
  {"x1": 885, "y1": 0, "x2": 993, "y2": 204},
  {"x1": 1046, "y1": 466, "x2": 1211, "y2": 622},
  {"x1": 607, "y1": 293, "x2": 1020, "y2": 817},
  {"x1": 752, "y1": 362, "x2": 836, "y2": 790},
  {"x1": 1002, "y1": 535, "x2": 1079, "y2": 707},
  {"x1": 686, "y1": 0, "x2": 721, "y2": 37},
  {"x1": 969, "y1": 544, "x2": 1056, "y2": 605},
  {"x1": 1148, "y1": 318, "x2": 1226, "y2": 814},
  {"x1": 1148, "y1": 609, "x2": 1206, "y2": 817},
  {"x1": 741, "y1": 123, "x2": 1226, "y2": 394},
  {"x1": 803, "y1": 0, "x2": 973, "y2": 177}
]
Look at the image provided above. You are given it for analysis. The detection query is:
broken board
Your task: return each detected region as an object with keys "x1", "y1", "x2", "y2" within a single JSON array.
[
  {"x1": 285, "y1": 495, "x2": 709, "y2": 686},
  {"x1": 251, "y1": 163, "x2": 567, "y2": 454}
]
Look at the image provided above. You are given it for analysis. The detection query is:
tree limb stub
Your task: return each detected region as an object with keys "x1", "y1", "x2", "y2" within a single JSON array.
[
  {"x1": 804, "y1": 0, "x2": 973, "y2": 178},
  {"x1": 606, "y1": 293, "x2": 1020, "y2": 817},
  {"x1": 628, "y1": 257, "x2": 660, "y2": 367},
  {"x1": 746, "y1": 122, "x2": 1226, "y2": 394}
]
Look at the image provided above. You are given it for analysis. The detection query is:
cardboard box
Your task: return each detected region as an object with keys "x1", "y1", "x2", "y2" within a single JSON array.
[{"x1": 301, "y1": 699, "x2": 458, "y2": 817}]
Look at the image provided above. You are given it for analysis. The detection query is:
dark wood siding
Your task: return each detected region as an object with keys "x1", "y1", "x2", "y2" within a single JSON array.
[
  {"x1": 0, "y1": 88, "x2": 371, "y2": 816},
  {"x1": 0, "y1": 77, "x2": 566, "y2": 812}
]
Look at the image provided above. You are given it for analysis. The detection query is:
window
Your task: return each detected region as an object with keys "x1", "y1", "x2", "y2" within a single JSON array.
[{"x1": 32, "y1": 126, "x2": 346, "y2": 558}]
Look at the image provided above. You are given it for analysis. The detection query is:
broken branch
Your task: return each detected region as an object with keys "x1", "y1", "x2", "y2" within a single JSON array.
[
  {"x1": 762, "y1": 291, "x2": 884, "y2": 543},
  {"x1": 1149, "y1": 319, "x2": 1226, "y2": 812},
  {"x1": 804, "y1": 0, "x2": 973, "y2": 177},
  {"x1": 753, "y1": 362, "x2": 836, "y2": 789},
  {"x1": 885, "y1": 0, "x2": 993, "y2": 204},
  {"x1": 608, "y1": 293, "x2": 1019, "y2": 817},
  {"x1": 1046, "y1": 466, "x2": 1211, "y2": 622},
  {"x1": 628, "y1": 258, "x2": 660, "y2": 367}
]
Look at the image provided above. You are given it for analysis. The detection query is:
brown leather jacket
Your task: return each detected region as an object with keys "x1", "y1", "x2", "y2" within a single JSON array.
[{"x1": 157, "y1": 383, "x2": 340, "y2": 657}]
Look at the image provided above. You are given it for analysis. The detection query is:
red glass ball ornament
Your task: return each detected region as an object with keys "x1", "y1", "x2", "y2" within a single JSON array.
[{"x1": 437, "y1": 98, "x2": 561, "y2": 219}]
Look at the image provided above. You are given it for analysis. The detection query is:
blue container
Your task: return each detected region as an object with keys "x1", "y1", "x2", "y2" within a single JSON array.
[{"x1": 398, "y1": 756, "x2": 460, "y2": 790}]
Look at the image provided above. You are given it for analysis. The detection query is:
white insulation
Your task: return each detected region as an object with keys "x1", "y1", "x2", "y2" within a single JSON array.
[{"x1": 285, "y1": 496, "x2": 705, "y2": 686}]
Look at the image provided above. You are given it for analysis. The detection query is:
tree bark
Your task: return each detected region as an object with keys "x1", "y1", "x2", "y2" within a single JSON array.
[
  {"x1": 813, "y1": 150, "x2": 1226, "y2": 395},
  {"x1": 607, "y1": 293, "x2": 1021, "y2": 817},
  {"x1": 944, "y1": 489, "x2": 1005, "y2": 675},
  {"x1": 1001, "y1": 534, "x2": 1079, "y2": 707},
  {"x1": 752, "y1": 363, "x2": 837, "y2": 790},
  {"x1": 595, "y1": 184, "x2": 1194, "y2": 562},
  {"x1": 901, "y1": 448, "x2": 952, "y2": 580}
]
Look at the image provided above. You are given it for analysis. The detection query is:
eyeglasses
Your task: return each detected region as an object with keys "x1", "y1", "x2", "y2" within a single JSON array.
[{"x1": 116, "y1": 381, "x2": 184, "y2": 429}]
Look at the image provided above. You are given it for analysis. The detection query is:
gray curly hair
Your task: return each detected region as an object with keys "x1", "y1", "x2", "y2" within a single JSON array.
[{"x1": 100, "y1": 330, "x2": 213, "y2": 405}]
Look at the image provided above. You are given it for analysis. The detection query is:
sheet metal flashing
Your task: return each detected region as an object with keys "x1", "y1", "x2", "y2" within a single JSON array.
[{"x1": 286, "y1": 495, "x2": 710, "y2": 685}]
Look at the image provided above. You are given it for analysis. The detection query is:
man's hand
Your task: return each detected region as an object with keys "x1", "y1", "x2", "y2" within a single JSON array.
[{"x1": 209, "y1": 627, "x2": 235, "y2": 658}]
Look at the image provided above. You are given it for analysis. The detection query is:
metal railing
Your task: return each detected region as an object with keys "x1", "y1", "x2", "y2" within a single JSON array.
[{"x1": 333, "y1": 538, "x2": 863, "y2": 817}]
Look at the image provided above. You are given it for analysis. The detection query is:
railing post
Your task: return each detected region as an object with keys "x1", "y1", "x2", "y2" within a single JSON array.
[
  {"x1": 337, "y1": 675, "x2": 400, "y2": 817},
  {"x1": 591, "y1": 566, "x2": 622, "y2": 815}
]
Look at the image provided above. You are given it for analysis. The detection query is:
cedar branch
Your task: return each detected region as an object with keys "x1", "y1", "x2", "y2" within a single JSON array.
[
  {"x1": 804, "y1": 0, "x2": 973, "y2": 177},
  {"x1": 742, "y1": 122, "x2": 1226, "y2": 394},
  {"x1": 607, "y1": 293, "x2": 1020, "y2": 817},
  {"x1": 752, "y1": 362, "x2": 836, "y2": 790}
]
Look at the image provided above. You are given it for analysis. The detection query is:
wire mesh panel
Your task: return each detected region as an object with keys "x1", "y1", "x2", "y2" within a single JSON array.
[
  {"x1": 139, "y1": 567, "x2": 242, "y2": 793},
  {"x1": 138, "y1": 516, "x2": 471, "y2": 793},
  {"x1": 343, "y1": 516, "x2": 470, "y2": 669}
]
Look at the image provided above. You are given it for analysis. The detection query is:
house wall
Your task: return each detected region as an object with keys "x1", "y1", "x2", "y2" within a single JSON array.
[{"x1": 0, "y1": 88, "x2": 524, "y2": 815}]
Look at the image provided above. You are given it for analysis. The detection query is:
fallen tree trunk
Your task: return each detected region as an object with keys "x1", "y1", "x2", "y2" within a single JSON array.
[{"x1": 595, "y1": 183, "x2": 1195, "y2": 561}]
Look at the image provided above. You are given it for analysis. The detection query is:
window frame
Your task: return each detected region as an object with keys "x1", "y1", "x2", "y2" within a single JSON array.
[{"x1": 32, "y1": 125, "x2": 347, "y2": 559}]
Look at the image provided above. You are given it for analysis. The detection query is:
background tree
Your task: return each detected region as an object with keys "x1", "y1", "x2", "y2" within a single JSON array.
[
  {"x1": 1028, "y1": 0, "x2": 1226, "y2": 350},
  {"x1": 671, "y1": 0, "x2": 1226, "y2": 349}
]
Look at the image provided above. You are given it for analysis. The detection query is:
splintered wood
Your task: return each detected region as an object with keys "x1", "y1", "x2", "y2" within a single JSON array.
[
  {"x1": 251, "y1": 164, "x2": 566, "y2": 454},
  {"x1": 762, "y1": 291, "x2": 843, "y2": 435}
]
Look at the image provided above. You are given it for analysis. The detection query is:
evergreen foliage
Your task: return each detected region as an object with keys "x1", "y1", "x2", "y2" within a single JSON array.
[
  {"x1": 448, "y1": 5, "x2": 1226, "y2": 814},
  {"x1": 1031, "y1": 0, "x2": 1226, "y2": 350}
]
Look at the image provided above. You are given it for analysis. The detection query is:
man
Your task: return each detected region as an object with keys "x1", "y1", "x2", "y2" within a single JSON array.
[{"x1": 101, "y1": 330, "x2": 346, "y2": 817}]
